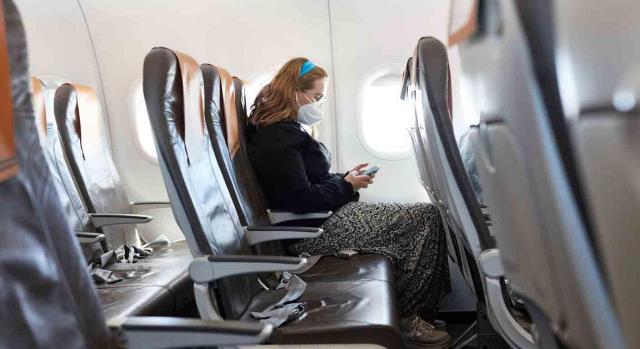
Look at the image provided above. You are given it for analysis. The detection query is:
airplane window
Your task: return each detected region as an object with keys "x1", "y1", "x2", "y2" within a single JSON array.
[
  {"x1": 132, "y1": 79, "x2": 158, "y2": 163},
  {"x1": 359, "y1": 70, "x2": 413, "y2": 159}
]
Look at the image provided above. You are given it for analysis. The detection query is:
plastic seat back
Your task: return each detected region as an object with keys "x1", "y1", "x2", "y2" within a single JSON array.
[
  {"x1": 554, "y1": 0, "x2": 640, "y2": 347},
  {"x1": 458, "y1": 1, "x2": 623, "y2": 347}
]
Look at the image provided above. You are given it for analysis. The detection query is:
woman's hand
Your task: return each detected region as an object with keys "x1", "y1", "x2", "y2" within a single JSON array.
[
  {"x1": 344, "y1": 171, "x2": 374, "y2": 191},
  {"x1": 350, "y1": 163, "x2": 369, "y2": 175}
]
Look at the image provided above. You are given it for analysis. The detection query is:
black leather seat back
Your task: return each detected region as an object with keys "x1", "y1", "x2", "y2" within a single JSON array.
[
  {"x1": 403, "y1": 56, "x2": 460, "y2": 266},
  {"x1": 232, "y1": 76, "x2": 272, "y2": 226},
  {"x1": 0, "y1": 1, "x2": 112, "y2": 346},
  {"x1": 413, "y1": 37, "x2": 485, "y2": 297},
  {"x1": 53, "y1": 83, "x2": 138, "y2": 248},
  {"x1": 32, "y1": 77, "x2": 101, "y2": 262},
  {"x1": 416, "y1": 37, "x2": 493, "y2": 251},
  {"x1": 32, "y1": 78, "x2": 94, "y2": 234},
  {"x1": 201, "y1": 64, "x2": 271, "y2": 227},
  {"x1": 143, "y1": 48, "x2": 259, "y2": 319},
  {"x1": 201, "y1": 65, "x2": 285, "y2": 258}
]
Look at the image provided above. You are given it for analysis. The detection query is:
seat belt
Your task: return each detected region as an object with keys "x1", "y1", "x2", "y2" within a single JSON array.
[{"x1": 250, "y1": 272, "x2": 307, "y2": 327}]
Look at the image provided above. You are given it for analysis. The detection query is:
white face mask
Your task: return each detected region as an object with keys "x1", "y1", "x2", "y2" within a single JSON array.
[{"x1": 296, "y1": 93, "x2": 324, "y2": 126}]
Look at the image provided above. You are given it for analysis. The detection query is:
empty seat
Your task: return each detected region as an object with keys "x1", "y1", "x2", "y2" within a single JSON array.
[
  {"x1": 32, "y1": 76, "x2": 103, "y2": 260},
  {"x1": 143, "y1": 47, "x2": 401, "y2": 348},
  {"x1": 0, "y1": 1, "x2": 272, "y2": 347},
  {"x1": 457, "y1": 0, "x2": 625, "y2": 347},
  {"x1": 52, "y1": 83, "x2": 153, "y2": 248},
  {"x1": 32, "y1": 77, "x2": 194, "y2": 321}
]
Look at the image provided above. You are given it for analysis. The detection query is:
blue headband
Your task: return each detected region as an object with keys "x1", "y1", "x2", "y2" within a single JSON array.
[{"x1": 300, "y1": 60, "x2": 316, "y2": 77}]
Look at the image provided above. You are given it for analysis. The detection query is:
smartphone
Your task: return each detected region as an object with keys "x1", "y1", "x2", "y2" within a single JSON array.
[{"x1": 362, "y1": 165, "x2": 380, "y2": 177}]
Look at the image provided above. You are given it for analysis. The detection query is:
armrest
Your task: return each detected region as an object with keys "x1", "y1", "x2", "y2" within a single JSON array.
[
  {"x1": 75, "y1": 231, "x2": 105, "y2": 244},
  {"x1": 109, "y1": 316, "x2": 271, "y2": 349},
  {"x1": 89, "y1": 213, "x2": 152, "y2": 229},
  {"x1": 130, "y1": 201, "x2": 171, "y2": 212},
  {"x1": 244, "y1": 226, "x2": 323, "y2": 245},
  {"x1": 189, "y1": 255, "x2": 306, "y2": 283},
  {"x1": 267, "y1": 209, "x2": 332, "y2": 225}
]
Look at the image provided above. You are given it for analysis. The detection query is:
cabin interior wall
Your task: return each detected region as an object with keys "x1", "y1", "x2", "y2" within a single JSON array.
[
  {"x1": 16, "y1": 0, "x2": 475, "y2": 242},
  {"x1": 329, "y1": 0, "x2": 453, "y2": 203}
]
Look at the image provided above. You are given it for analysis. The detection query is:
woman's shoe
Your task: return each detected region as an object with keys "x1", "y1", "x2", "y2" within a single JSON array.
[{"x1": 401, "y1": 315, "x2": 451, "y2": 349}]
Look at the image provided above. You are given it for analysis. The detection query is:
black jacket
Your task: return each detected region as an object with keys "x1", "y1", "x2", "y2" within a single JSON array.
[{"x1": 247, "y1": 121, "x2": 356, "y2": 213}]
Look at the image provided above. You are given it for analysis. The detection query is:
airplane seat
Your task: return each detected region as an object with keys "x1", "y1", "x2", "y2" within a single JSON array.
[
  {"x1": 143, "y1": 47, "x2": 402, "y2": 348},
  {"x1": 32, "y1": 76, "x2": 103, "y2": 261},
  {"x1": 457, "y1": 0, "x2": 625, "y2": 347},
  {"x1": 553, "y1": 0, "x2": 640, "y2": 348},
  {"x1": 32, "y1": 76, "x2": 197, "y2": 321},
  {"x1": 52, "y1": 82, "x2": 140, "y2": 248},
  {"x1": 413, "y1": 36, "x2": 537, "y2": 348},
  {"x1": 0, "y1": 1, "x2": 274, "y2": 347},
  {"x1": 403, "y1": 55, "x2": 466, "y2": 271},
  {"x1": 200, "y1": 63, "x2": 395, "y2": 283},
  {"x1": 413, "y1": 37, "x2": 481, "y2": 296},
  {"x1": 48, "y1": 81, "x2": 195, "y2": 321},
  {"x1": 416, "y1": 37, "x2": 494, "y2": 253}
]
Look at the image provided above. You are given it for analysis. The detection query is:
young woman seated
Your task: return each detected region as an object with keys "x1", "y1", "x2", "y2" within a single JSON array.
[{"x1": 247, "y1": 57, "x2": 451, "y2": 349}]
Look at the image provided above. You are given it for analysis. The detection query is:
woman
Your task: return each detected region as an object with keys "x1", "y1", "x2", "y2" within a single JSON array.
[{"x1": 247, "y1": 57, "x2": 451, "y2": 349}]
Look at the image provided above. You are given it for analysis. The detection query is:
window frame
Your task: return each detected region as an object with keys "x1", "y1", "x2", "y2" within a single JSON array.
[
  {"x1": 356, "y1": 63, "x2": 412, "y2": 161},
  {"x1": 129, "y1": 76, "x2": 159, "y2": 165}
]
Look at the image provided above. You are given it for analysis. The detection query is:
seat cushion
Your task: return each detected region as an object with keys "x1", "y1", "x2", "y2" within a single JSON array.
[
  {"x1": 242, "y1": 279, "x2": 401, "y2": 349},
  {"x1": 97, "y1": 240, "x2": 193, "y2": 320},
  {"x1": 300, "y1": 254, "x2": 393, "y2": 283}
]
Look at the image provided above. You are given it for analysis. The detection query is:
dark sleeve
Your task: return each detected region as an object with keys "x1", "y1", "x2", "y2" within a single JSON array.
[
  {"x1": 328, "y1": 172, "x2": 347, "y2": 180},
  {"x1": 258, "y1": 132, "x2": 354, "y2": 213},
  {"x1": 279, "y1": 148, "x2": 353, "y2": 213}
]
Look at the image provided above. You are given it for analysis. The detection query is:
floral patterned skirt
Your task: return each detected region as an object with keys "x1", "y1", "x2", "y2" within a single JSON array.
[{"x1": 292, "y1": 201, "x2": 451, "y2": 318}]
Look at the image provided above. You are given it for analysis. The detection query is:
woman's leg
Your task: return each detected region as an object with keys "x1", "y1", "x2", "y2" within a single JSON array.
[{"x1": 292, "y1": 201, "x2": 451, "y2": 318}]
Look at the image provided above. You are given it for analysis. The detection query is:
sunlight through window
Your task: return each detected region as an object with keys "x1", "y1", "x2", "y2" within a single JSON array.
[{"x1": 360, "y1": 72, "x2": 413, "y2": 159}]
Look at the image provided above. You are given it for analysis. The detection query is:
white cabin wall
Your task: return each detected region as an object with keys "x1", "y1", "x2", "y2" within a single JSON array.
[
  {"x1": 17, "y1": 0, "x2": 104, "y2": 116},
  {"x1": 329, "y1": 0, "x2": 451, "y2": 203},
  {"x1": 77, "y1": 0, "x2": 335, "y2": 201},
  {"x1": 75, "y1": 0, "x2": 335, "y2": 241},
  {"x1": 16, "y1": 0, "x2": 470, "y2": 240}
]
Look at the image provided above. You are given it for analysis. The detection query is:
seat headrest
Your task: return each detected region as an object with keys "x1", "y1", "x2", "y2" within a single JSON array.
[
  {"x1": 173, "y1": 50, "x2": 205, "y2": 164},
  {"x1": 55, "y1": 83, "x2": 107, "y2": 159},
  {"x1": 216, "y1": 66, "x2": 239, "y2": 158},
  {"x1": 417, "y1": 36, "x2": 453, "y2": 117},
  {"x1": 0, "y1": 5, "x2": 17, "y2": 183}
]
